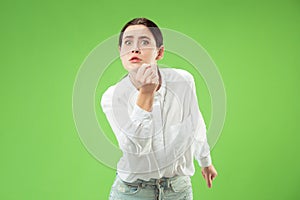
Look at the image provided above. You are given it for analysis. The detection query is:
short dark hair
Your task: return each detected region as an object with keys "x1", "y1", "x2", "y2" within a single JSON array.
[{"x1": 119, "y1": 18, "x2": 163, "y2": 48}]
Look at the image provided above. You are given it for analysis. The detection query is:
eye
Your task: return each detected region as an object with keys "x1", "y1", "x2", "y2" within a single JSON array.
[
  {"x1": 124, "y1": 40, "x2": 132, "y2": 45},
  {"x1": 141, "y1": 40, "x2": 150, "y2": 45}
]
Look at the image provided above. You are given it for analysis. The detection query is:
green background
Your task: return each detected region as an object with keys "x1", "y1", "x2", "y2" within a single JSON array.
[{"x1": 1, "y1": 0, "x2": 299, "y2": 199}]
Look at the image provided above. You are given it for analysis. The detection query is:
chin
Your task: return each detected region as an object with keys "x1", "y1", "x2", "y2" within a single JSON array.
[
  {"x1": 125, "y1": 63, "x2": 143, "y2": 72},
  {"x1": 124, "y1": 65, "x2": 139, "y2": 73}
]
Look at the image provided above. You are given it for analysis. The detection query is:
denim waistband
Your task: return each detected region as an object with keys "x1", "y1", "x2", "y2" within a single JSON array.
[{"x1": 119, "y1": 174, "x2": 183, "y2": 189}]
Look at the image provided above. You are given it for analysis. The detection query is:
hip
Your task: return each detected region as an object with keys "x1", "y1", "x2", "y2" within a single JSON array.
[{"x1": 109, "y1": 174, "x2": 193, "y2": 200}]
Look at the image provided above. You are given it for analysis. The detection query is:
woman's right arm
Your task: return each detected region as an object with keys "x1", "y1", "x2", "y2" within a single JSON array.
[{"x1": 101, "y1": 86, "x2": 158, "y2": 156}]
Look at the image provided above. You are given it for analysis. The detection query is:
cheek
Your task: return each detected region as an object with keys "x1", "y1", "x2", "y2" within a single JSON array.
[
  {"x1": 142, "y1": 50, "x2": 157, "y2": 59},
  {"x1": 120, "y1": 48, "x2": 132, "y2": 57},
  {"x1": 120, "y1": 52, "x2": 130, "y2": 61},
  {"x1": 120, "y1": 57, "x2": 129, "y2": 69},
  {"x1": 120, "y1": 55, "x2": 137, "y2": 72}
]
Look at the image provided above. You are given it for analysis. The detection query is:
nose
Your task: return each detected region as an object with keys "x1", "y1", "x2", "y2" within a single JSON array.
[
  {"x1": 131, "y1": 42, "x2": 141, "y2": 54},
  {"x1": 131, "y1": 50, "x2": 140, "y2": 54}
]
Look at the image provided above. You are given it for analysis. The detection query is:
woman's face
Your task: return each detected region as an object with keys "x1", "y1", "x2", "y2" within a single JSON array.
[{"x1": 119, "y1": 25, "x2": 163, "y2": 72}]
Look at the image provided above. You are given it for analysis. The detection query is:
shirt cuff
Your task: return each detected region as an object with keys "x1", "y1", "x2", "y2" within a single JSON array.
[
  {"x1": 197, "y1": 154, "x2": 212, "y2": 168},
  {"x1": 130, "y1": 104, "x2": 152, "y2": 121}
]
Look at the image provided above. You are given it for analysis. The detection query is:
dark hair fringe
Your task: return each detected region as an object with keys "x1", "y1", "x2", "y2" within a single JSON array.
[{"x1": 119, "y1": 18, "x2": 163, "y2": 48}]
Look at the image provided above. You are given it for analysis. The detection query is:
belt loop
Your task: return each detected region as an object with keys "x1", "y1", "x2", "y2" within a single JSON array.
[{"x1": 155, "y1": 178, "x2": 160, "y2": 185}]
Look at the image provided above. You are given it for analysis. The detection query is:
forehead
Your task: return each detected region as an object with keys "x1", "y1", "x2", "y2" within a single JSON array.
[{"x1": 123, "y1": 25, "x2": 154, "y2": 39}]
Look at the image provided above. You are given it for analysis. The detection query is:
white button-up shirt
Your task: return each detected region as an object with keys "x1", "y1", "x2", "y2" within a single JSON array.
[{"x1": 101, "y1": 67, "x2": 212, "y2": 182}]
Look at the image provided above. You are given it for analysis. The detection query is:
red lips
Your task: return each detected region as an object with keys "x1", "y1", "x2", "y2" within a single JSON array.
[{"x1": 129, "y1": 56, "x2": 142, "y2": 62}]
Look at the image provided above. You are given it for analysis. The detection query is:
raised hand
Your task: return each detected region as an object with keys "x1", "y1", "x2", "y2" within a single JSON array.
[{"x1": 128, "y1": 63, "x2": 159, "y2": 93}]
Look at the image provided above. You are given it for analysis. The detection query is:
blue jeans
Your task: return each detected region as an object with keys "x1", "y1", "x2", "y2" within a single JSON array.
[{"x1": 109, "y1": 174, "x2": 193, "y2": 200}]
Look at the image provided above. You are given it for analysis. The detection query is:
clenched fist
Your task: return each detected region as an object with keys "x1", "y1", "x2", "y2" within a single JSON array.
[{"x1": 128, "y1": 63, "x2": 160, "y2": 94}]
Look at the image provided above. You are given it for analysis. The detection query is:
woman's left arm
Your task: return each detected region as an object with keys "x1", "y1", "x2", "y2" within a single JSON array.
[{"x1": 187, "y1": 72, "x2": 218, "y2": 188}]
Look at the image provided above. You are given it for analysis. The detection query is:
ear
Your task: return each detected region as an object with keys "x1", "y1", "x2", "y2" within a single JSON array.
[{"x1": 156, "y1": 46, "x2": 164, "y2": 60}]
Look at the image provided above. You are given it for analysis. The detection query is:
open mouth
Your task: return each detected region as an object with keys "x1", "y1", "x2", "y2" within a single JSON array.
[{"x1": 129, "y1": 57, "x2": 142, "y2": 63}]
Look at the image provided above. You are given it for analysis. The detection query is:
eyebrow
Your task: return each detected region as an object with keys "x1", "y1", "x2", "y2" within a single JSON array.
[{"x1": 123, "y1": 35, "x2": 151, "y2": 40}]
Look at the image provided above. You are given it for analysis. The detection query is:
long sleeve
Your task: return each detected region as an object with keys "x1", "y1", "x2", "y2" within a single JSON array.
[
  {"x1": 188, "y1": 75, "x2": 212, "y2": 168},
  {"x1": 101, "y1": 86, "x2": 156, "y2": 155}
]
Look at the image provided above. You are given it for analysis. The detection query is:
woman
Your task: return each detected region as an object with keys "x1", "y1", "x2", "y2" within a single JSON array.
[{"x1": 101, "y1": 18, "x2": 218, "y2": 200}]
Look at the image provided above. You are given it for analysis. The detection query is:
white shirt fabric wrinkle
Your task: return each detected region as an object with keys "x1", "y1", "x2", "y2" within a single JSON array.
[{"x1": 101, "y1": 67, "x2": 212, "y2": 182}]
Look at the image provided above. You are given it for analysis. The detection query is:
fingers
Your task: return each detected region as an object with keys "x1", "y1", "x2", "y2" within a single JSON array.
[
  {"x1": 143, "y1": 67, "x2": 154, "y2": 80},
  {"x1": 211, "y1": 173, "x2": 217, "y2": 181},
  {"x1": 202, "y1": 172, "x2": 212, "y2": 188},
  {"x1": 128, "y1": 63, "x2": 159, "y2": 91},
  {"x1": 136, "y1": 64, "x2": 158, "y2": 84},
  {"x1": 150, "y1": 74, "x2": 159, "y2": 84},
  {"x1": 202, "y1": 170, "x2": 216, "y2": 188},
  {"x1": 136, "y1": 63, "x2": 150, "y2": 78},
  {"x1": 207, "y1": 174, "x2": 212, "y2": 188}
]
